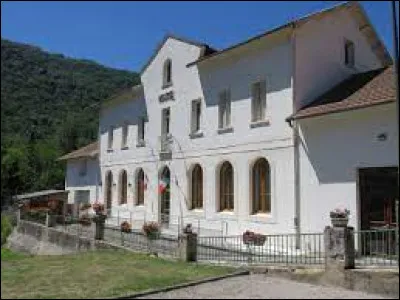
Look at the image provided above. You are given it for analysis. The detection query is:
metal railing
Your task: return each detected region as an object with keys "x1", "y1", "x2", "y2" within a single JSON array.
[
  {"x1": 354, "y1": 229, "x2": 399, "y2": 268},
  {"x1": 197, "y1": 233, "x2": 325, "y2": 266},
  {"x1": 103, "y1": 209, "x2": 226, "y2": 237}
]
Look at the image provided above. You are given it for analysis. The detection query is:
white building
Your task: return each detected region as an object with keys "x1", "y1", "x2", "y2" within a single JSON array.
[{"x1": 60, "y1": 2, "x2": 397, "y2": 236}]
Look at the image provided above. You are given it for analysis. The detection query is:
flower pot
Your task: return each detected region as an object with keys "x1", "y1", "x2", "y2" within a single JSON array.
[
  {"x1": 331, "y1": 217, "x2": 349, "y2": 227},
  {"x1": 147, "y1": 232, "x2": 160, "y2": 240}
]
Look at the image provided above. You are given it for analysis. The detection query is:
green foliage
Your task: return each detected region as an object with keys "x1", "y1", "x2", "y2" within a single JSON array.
[
  {"x1": 1, "y1": 39, "x2": 140, "y2": 205},
  {"x1": 1, "y1": 216, "x2": 13, "y2": 245}
]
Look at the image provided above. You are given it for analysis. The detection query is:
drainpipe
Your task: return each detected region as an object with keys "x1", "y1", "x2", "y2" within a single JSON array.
[{"x1": 290, "y1": 22, "x2": 301, "y2": 249}]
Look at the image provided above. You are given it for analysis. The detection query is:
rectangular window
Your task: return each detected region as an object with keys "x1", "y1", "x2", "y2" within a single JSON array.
[
  {"x1": 107, "y1": 126, "x2": 114, "y2": 150},
  {"x1": 251, "y1": 81, "x2": 266, "y2": 122},
  {"x1": 344, "y1": 39, "x2": 355, "y2": 67},
  {"x1": 191, "y1": 99, "x2": 202, "y2": 133},
  {"x1": 121, "y1": 122, "x2": 128, "y2": 148},
  {"x1": 218, "y1": 89, "x2": 231, "y2": 129},
  {"x1": 162, "y1": 107, "x2": 170, "y2": 136},
  {"x1": 79, "y1": 159, "x2": 87, "y2": 177},
  {"x1": 137, "y1": 117, "x2": 145, "y2": 146}
]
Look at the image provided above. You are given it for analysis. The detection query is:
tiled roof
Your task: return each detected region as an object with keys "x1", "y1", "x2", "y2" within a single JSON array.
[
  {"x1": 287, "y1": 66, "x2": 396, "y2": 121},
  {"x1": 58, "y1": 141, "x2": 99, "y2": 161}
]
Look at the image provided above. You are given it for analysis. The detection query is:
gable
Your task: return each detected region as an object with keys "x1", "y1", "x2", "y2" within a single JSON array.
[{"x1": 139, "y1": 34, "x2": 216, "y2": 75}]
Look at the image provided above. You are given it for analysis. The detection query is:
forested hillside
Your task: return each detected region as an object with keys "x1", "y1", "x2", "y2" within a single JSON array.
[{"x1": 1, "y1": 38, "x2": 140, "y2": 206}]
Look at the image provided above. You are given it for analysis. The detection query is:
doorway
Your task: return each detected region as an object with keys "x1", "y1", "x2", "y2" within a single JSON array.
[{"x1": 358, "y1": 167, "x2": 398, "y2": 255}]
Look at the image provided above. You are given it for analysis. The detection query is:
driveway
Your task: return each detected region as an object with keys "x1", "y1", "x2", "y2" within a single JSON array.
[{"x1": 136, "y1": 274, "x2": 393, "y2": 299}]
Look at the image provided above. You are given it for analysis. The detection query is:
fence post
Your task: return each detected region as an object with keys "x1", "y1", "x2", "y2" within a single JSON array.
[
  {"x1": 179, "y1": 232, "x2": 198, "y2": 262},
  {"x1": 324, "y1": 225, "x2": 355, "y2": 271},
  {"x1": 16, "y1": 208, "x2": 21, "y2": 225},
  {"x1": 117, "y1": 210, "x2": 120, "y2": 227}
]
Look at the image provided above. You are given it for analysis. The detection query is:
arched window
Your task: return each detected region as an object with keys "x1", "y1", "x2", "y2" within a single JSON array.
[
  {"x1": 105, "y1": 171, "x2": 113, "y2": 213},
  {"x1": 163, "y1": 59, "x2": 172, "y2": 87},
  {"x1": 136, "y1": 168, "x2": 145, "y2": 206},
  {"x1": 219, "y1": 161, "x2": 234, "y2": 211},
  {"x1": 119, "y1": 170, "x2": 127, "y2": 205},
  {"x1": 191, "y1": 164, "x2": 203, "y2": 209},
  {"x1": 252, "y1": 158, "x2": 271, "y2": 214}
]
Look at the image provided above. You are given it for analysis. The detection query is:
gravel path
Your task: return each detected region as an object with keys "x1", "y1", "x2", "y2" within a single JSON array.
[{"x1": 136, "y1": 274, "x2": 393, "y2": 299}]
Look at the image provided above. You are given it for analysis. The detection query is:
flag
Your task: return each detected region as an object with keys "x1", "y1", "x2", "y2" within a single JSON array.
[{"x1": 158, "y1": 177, "x2": 169, "y2": 194}]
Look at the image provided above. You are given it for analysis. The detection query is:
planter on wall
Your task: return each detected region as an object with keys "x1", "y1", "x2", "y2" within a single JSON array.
[{"x1": 331, "y1": 217, "x2": 349, "y2": 227}]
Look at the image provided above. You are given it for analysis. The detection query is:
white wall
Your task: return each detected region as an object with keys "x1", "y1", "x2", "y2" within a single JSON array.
[
  {"x1": 295, "y1": 8, "x2": 383, "y2": 110},
  {"x1": 97, "y1": 36, "x2": 297, "y2": 234},
  {"x1": 298, "y1": 103, "x2": 398, "y2": 233},
  {"x1": 65, "y1": 157, "x2": 101, "y2": 205}
]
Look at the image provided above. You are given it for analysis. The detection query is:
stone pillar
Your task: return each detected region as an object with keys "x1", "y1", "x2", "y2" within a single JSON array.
[
  {"x1": 94, "y1": 214, "x2": 106, "y2": 240},
  {"x1": 46, "y1": 212, "x2": 57, "y2": 227},
  {"x1": 324, "y1": 226, "x2": 355, "y2": 270},
  {"x1": 16, "y1": 208, "x2": 21, "y2": 225},
  {"x1": 178, "y1": 232, "x2": 198, "y2": 262}
]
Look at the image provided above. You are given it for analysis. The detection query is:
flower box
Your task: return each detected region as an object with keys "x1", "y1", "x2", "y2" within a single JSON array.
[
  {"x1": 92, "y1": 202, "x2": 105, "y2": 215},
  {"x1": 329, "y1": 208, "x2": 350, "y2": 227},
  {"x1": 242, "y1": 230, "x2": 266, "y2": 246},
  {"x1": 142, "y1": 221, "x2": 160, "y2": 240},
  {"x1": 120, "y1": 221, "x2": 132, "y2": 233},
  {"x1": 80, "y1": 203, "x2": 92, "y2": 211},
  {"x1": 78, "y1": 215, "x2": 92, "y2": 226}
]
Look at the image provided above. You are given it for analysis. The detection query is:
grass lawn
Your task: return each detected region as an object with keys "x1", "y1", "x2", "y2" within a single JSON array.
[{"x1": 1, "y1": 248, "x2": 235, "y2": 299}]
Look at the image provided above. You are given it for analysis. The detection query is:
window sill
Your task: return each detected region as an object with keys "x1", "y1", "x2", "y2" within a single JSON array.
[
  {"x1": 135, "y1": 204, "x2": 145, "y2": 209},
  {"x1": 106, "y1": 148, "x2": 114, "y2": 153},
  {"x1": 248, "y1": 213, "x2": 276, "y2": 224},
  {"x1": 121, "y1": 146, "x2": 129, "y2": 150},
  {"x1": 189, "y1": 208, "x2": 204, "y2": 213},
  {"x1": 136, "y1": 141, "x2": 146, "y2": 148},
  {"x1": 189, "y1": 131, "x2": 204, "y2": 139},
  {"x1": 217, "y1": 127, "x2": 234, "y2": 135},
  {"x1": 162, "y1": 82, "x2": 173, "y2": 89},
  {"x1": 217, "y1": 210, "x2": 235, "y2": 215},
  {"x1": 250, "y1": 119, "x2": 270, "y2": 129}
]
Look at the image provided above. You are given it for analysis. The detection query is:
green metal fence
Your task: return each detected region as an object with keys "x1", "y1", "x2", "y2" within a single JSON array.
[
  {"x1": 354, "y1": 229, "x2": 399, "y2": 268},
  {"x1": 197, "y1": 233, "x2": 325, "y2": 266}
]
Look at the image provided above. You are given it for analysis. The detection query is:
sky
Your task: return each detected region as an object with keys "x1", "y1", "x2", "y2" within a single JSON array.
[{"x1": 1, "y1": 1, "x2": 398, "y2": 72}]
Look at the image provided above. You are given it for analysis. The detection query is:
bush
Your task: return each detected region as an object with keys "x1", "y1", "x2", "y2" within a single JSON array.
[{"x1": 1, "y1": 215, "x2": 13, "y2": 245}]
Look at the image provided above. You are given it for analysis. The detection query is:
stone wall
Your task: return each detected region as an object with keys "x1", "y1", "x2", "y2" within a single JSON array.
[{"x1": 7, "y1": 220, "x2": 94, "y2": 255}]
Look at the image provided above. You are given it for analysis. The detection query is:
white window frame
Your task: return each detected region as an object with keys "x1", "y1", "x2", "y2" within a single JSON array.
[
  {"x1": 121, "y1": 122, "x2": 129, "y2": 149},
  {"x1": 161, "y1": 107, "x2": 171, "y2": 137},
  {"x1": 107, "y1": 126, "x2": 114, "y2": 150},
  {"x1": 163, "y1": 59, "x2": 172, "y2": 88},
  {"x1": 251, "y1": 80, "x2": 266, "y2": 122},
  {"x1": 79, "y1": 159, "x2": 87, "y2": 177},
  {"x1": 218, "y1": 89, "x2": 231, "y2": 129},
  {"x1": 191, "y1": 99, "x2": 202, "y2": 134},
  {"x1": 137, "y1": 117, "x2": 146, "y2": 147},
  {"x1": 344, "y1": 39, "x2": 355, "y2": 68}
]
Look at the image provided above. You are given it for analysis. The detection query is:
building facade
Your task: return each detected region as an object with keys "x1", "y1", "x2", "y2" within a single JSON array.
[{"x1": 61, "y1": 2, "x2": 397, "y2": 236}]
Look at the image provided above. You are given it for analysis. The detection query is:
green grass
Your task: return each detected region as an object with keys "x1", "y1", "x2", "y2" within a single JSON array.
[{"x1": 1, "y1": 248, "x2": 235, "y2": 299}]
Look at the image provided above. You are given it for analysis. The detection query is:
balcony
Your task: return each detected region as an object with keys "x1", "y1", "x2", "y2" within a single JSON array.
[{"x1": 159, "y1": 134, "x2": 173, "y2": 160}]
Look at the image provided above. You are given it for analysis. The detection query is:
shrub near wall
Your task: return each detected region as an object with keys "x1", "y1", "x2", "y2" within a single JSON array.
[{"x1": 1, "y1": 215, "x2": 13, "y2": 245}]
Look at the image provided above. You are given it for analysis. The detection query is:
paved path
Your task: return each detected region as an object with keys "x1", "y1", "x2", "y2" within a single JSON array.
[{"x1": 137, "y1": 274, "x2": 393, "y2": 299}]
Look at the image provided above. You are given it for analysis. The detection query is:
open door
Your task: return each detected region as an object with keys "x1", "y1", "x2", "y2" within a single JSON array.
[{"x1": 359, "y1": 167, "x2": 398, "y2": 255}]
